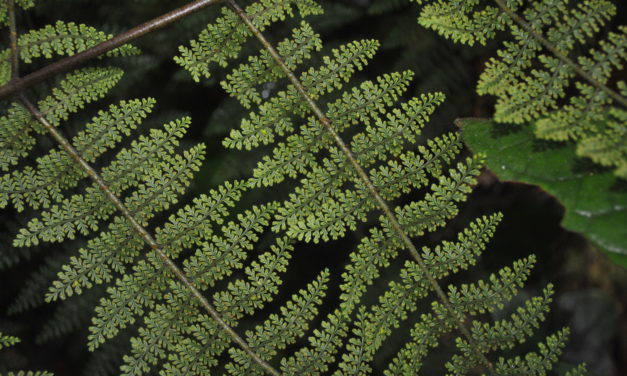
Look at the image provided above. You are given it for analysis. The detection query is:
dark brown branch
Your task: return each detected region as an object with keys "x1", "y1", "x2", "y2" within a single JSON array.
[
  {"x1": 0, "y1": 0, "x2": 224, "y2": 100},
  {"x1": 226, "y1": 0, "x2": 496, "y2": 374},
  {"x1": 18, "y1": 95, "x2": 281, "y2": 376},
  {"x1": 7, "y1": 0, "x2": 18, "y2": 79},
  {"x1": 493, "y1": 0, "x2": 627, "y2": 108}
]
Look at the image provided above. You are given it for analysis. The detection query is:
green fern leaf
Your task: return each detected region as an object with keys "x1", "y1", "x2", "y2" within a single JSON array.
[{"x1": 0, "y1": 98, "x2": 155, "y2": 211}]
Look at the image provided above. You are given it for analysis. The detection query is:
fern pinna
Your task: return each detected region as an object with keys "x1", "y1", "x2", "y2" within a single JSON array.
[
  {"x1": 416, "y1": 0, "x2": 627, "y2": 178},
  {"x1": 0, "y1": 0, "x2": 586, "y2": 375}
]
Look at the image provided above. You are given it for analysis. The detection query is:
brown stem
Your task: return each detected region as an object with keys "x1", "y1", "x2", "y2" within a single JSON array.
[
  {"x1": 493, "y1": 0, "x2": 627, "y2": 108},
  {"x1": 225, "y1": 0, "x2": 496, "y2": 374},
  {"x1": 18, "y1": 95, "x2": 281, "y2": 376},
  {"x1": 0, "y1": 0, "x2": 225, "y2": 100},
  {"x1": 7, "y1": 0, "x2": 18, "y2": 79}
]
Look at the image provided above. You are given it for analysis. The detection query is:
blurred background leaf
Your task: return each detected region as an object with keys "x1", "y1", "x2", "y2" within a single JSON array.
[{"x1": 459, "y1": 118, "x2": 627, "y2": 268}]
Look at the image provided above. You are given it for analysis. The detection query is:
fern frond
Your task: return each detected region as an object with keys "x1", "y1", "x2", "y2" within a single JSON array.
[
  {"x1": 0, "y1": 98, "x2": 155, "y2": 211},
  {"x1": 417, "y1": 0, "x2": 520, "y2": 46},
  {"x1": 223, "y1": 39, "x2": 380, "y2": 152},
  {"x1": 335, "y1": 217, "x2": 518, "y2": 376},
  {"x1": 247, "y1": 67, "x2": 412, "y2": 187},
  {"x1": 27, "y1": 137, "x2": 206, "y2": 314},
  {"x1": 14, "y1": 117, "x2": 192, "y2": 247},
  {"x1": 0, "y1": 102, "x2": 39, "y2": 172},
  {"x1": 476, "y1": 0, "x2": 567, "y2": 97},
  {"x1": 88, "y1": 202, "x2": 276, "y2": 350},
  {"x1": 284, "y1": 133, "x2": 463, "y2": 243},
  {"x1": 38, "y1": 66, "x2": 124, "y2": 127},
  {"x1": 221, "y1": 21, "x2": 322, "y2": 108},
  {"x1": 446, "y1": 285, "x2": 554, "y2": 374},
  {"x1": 0, "y1": 20, "x2": 140, "y2": 83},
  {"x1": 224, "y1": 270, "x2": 329, "y2": 376},
  {"x1": 389, "y1": 155, "x2": 484, "y2": 236},
  {"x1": 0, "y1": 2, "x2": 583, "y2": 375},
  {"x1": 122, "y1": 236, "x2": 293, "y2": 376},
  {"x1": 120, "y1": 288, "x2": 199, "y2": 376},
  {"x1": 534, "y1": 26, "x2": 626, "y2": 158},
  {"x1": 18, "y1": 21, "x2": 140, "y2": 62},
  {"x1": 493, "y1": 328, "x2": 571, "y2": 376},
  {"x1": 272, "y1": 94, "x2": 450, "y2": 234},
  {"x1": 282, "y1": 212, "x2": 503, "y2": 375},
  {"x1": 447, "y1": 256, "x2": 536, "y2": 315},
  {"x1": 175, "y1": 0, "x2": 323, "y2": 81},
  {"x1": 47, "y1": 180, "x2": 246, "y2": 301},
  {"x1": 417, "y1": 0, "x2": 627, "y2": 176},
  {"x1": 384, "y1": 255, "x2": 536, "y2": 375},
  {"x1": 182, "y1": 202, "x2": 279, "y2": 290},
  {"x1": 213, "y1": 236, "x2": 293, "y2": 320},
  {"x1": 0, "y1": 66, "x2": 122, "y2": 174}
]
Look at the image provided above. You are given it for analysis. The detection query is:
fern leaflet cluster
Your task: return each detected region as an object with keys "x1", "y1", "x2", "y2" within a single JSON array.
[
  {"x1": 0, "y1": 20, "x2": 140, "y2": 86},
  {"x1": 416, "y1": 0, "x2": 627, "y2": 177}
]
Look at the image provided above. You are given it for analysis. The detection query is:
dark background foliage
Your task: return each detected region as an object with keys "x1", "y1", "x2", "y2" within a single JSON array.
[{"x1": 1, "y1": 0, "x2": 626, "y2": 375}]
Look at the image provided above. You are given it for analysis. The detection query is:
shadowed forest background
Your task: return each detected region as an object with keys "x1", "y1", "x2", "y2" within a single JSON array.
[{"x1": 0, "y1": 0, "x2": 626, "y2": 375}]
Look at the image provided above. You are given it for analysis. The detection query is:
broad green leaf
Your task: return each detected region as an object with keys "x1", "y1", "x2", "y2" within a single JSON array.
[{"x1": 458, "y1": 118, "x2": 627, "y2": 268}]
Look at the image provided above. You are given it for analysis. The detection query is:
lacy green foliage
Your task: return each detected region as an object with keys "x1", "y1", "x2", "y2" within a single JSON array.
[
  {"x1": 416, "y1": 0, "x2": 627, "y2": 178},
  {"x1": 221, "y1": 21, "x2": 322, "y2": 109},
  {"x1": 0, "y1": 98, "x2": 154, "y2": 211},
  {"x1": 44, "y1": 4, "x2": 569, "y2": 374},
  {"x1": 0, "y1": 66, "x2": 123, "y2": 174},
  {"x1": 1, "y1": 2, "x2": 583, "y2": 375},
  {"x1": 492, "y1": 328, "x2": 570, "y2": 375},
  {"x1": 174, "y1": 0, "x2": 323, "y2": 82},
  {"x1": 417, "y1": 0, "x2": 521, "y2": 46},
  {"x1": 460, "y1": 117, "x2": 627, "y2": 268},
  {"x1": 222, "y1": 38, "x2": 379, "y2": 152},
  {"x1": 0, "y1": 21, "x2": 140, "y2": 85}
]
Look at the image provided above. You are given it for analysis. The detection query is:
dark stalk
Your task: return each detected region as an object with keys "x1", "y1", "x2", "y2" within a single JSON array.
[{"x1": 7, "y1": 0, "x2": 19, "y2": 79}]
